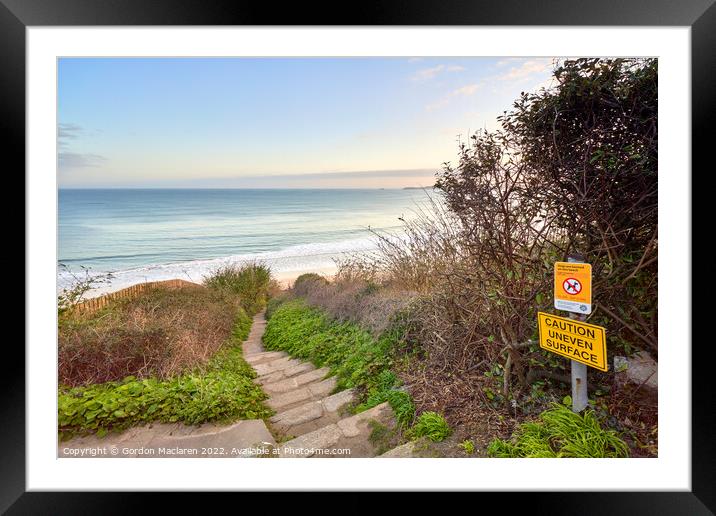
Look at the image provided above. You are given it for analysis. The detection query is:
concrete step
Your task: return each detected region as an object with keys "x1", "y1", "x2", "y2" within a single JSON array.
[
  {"x1": 257, "y1": 361, "x2": 316, "y2": 384},
  {"x1": 59, "y1": 419, "x2": 276, "y2": 458},
  {"x1": 262, "y1": 367, "x2": 331, "y2": 395},
  {"x1": 252, "y1": 356, "x2": 308, "y2": 378},
  {"x1": 278, "y1": 401, "x2": 394, "y2": 458},
  {"x1": 270, "y1": 388, "x2": 356, "y2": 437},
  {"x1": 245, "y1": 351, "x2": 288, "y2": 365},
  {"x1": 265, "y1": 376, "x2": 338, "y2": 412}
]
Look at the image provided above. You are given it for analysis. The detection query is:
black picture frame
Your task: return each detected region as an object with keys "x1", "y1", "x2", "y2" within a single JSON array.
[{"x1": 5, "y1": 0, "x2": 711, "y2": 512}]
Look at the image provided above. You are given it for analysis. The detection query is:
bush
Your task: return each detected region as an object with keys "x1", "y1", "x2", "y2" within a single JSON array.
[
  {"x1": 487, "y1": 403, "x2": 629, "y2": 458},
  {"x1": 291, "y1": 271, "x2": 419, "y2": 337},
  {"x1": 407, "y1": 411, "x2": 451, "y2": 442},
  {"x1": 58, "y1": 314, "x2": 272, "y2": 440},
  {"x1": 204, "y1": 262, "x2": 272, "y2": 315},
  {"x1": 58, "y1": 286, "x2": 244, "y2": 386},
  {"x1": 293, "y1": 273, "x2": 328, "y2": 290}
]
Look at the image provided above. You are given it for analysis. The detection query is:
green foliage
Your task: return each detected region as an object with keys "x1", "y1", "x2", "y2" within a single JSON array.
[
  {"x1": 58, "y1": 315, "x2": 271, "y2": 440},
  {"x1": 407, "y1": 411, "x2": 451, "y2": 442},
  {"x1": 459, "y1": 439, "x2": 476, "y2": 455},
  {"x1": 358, "y1": 389, "x2": 416, "y2": 429},
  {"x1": 265, "y1": 294, "x2": 289, "y2": 320},
  {"x1": 232, "y1": 307, "x2": 253, "y2": 342},
  {"x1": 487, "y1": 403, "x2": 629, "y2": 458},
  {"x1": 263, "y1": 299, "x2": 417, "y2": 429},
  {"x1": 263, "y1": 299, "x2": 394, "y2": 390},
  {"x1": 204, "y1": 262, "x2": 272, "y2": 315}
]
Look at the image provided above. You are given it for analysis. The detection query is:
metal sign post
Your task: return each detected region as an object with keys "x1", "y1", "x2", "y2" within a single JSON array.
[{"x1": 567, "y1": 255, "x2": 588, "y2": 412}]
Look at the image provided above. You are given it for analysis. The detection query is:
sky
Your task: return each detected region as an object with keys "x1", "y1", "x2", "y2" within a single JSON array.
[{"x1": 58, "y1": 57, "x2": 556, "y2": 188}]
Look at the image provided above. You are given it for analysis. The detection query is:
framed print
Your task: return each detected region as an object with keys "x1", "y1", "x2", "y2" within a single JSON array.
[{"x1": 4, "y1": 0, "x2": 712, "y2": 512}]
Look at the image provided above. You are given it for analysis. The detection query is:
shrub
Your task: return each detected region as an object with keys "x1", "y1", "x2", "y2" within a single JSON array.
[
  {"x1": 293, "y1": 273, "x2": 328, "y2": 290},
  {"x1": 291, "y1": 271, "x2": 419, "y2": 336},
  {"x1": 58, "y1": 315, "x2": 272, "y2": 439},
  {"x1": 58, "y1": 286, "x2": 243, "y2": 386},
  {"x1": 407, "y1": 411, "x2": 451, "y2": 442},
  {"x1": 487, "y1": 403, "x2": 629, "y2": 458},
  {"x1": 204, "y1": 262, "x2": 272, "y2": 315}
]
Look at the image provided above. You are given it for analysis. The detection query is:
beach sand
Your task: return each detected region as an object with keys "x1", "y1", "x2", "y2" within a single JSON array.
[{"x1": 80, "y1": 266, "x2": 338, "y2": 299}]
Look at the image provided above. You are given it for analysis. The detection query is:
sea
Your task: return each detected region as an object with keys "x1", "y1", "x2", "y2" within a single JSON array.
[{"x1": 58, "y1": 188, "x2": 433, "y2": 297}]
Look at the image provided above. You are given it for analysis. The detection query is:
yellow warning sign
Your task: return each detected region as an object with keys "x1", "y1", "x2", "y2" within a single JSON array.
[
  {"x1": 554, "y1": 262, "x2": 592, "y2": 314},
  {"x1": 537, "y1": 312, "x2": 607, "y2": 371}
]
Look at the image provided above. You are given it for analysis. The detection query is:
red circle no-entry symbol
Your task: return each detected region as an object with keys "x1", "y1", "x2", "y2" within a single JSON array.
[{"x1": 562, "y1": 277, "x2": 582, "y2": 295}]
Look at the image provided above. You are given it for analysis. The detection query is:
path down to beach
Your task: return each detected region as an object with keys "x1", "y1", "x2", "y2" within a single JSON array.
[
  {"x1": 60, "y1": 311, "x2": 396, "y2": 458},
  {"x1": 244, "y1": 311, "x2": 396, "y2": 458}
]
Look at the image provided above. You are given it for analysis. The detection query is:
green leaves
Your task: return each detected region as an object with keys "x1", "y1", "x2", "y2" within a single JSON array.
[
  {"x1": 265, "y1": 299, "x2": 420, "y2": 431},
  {"x1": 58, "y1": 314, "x2": 272, "y2": 440},
  {"x1": 406, "y1": 411, "x2": 451, "y2": 442},
  {"x1": 487, "y1": 403, "x2": 629, "y2": 458}
]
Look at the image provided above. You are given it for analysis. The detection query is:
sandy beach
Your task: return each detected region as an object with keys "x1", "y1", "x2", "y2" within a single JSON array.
[{"x1": 79, "y1": 265, "x2": 338, "y2": 299}]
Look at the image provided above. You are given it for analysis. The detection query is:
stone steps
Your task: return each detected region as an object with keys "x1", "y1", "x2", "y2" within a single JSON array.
[
  {"x1": 262, "y1": 367, "x2": 332, "y2": 395},
  {"x1": 265, "y1": 376, "x2": 338, "y2": 412},
  {"x1": 269, "y1": 388, "x2": 356, "y2": 437},
  {"x1": 278, "y1": 401, "x2": 394, "y2": 458},
  {"x1": 245, "y1": 311, "x2": 400, "y2": 458},
  {"x1": 60, "y1": 310, "x2": 406, "y2": 459}
]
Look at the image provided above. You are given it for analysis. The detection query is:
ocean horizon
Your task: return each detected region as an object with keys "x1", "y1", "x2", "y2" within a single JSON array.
[{"x1": 58, "y1": 188, "x2": 433, "y2": 296}]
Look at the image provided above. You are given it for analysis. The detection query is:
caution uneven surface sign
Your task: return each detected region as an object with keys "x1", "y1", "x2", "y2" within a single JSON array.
[
  {"x1": 537, "y1": 312, "x2": 607, "y2": 371},
  {"x1": 554, "y1": 262, "x2": 592, "y2": 314}
]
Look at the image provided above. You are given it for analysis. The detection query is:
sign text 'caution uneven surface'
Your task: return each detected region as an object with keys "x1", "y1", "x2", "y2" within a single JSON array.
[{"x1": 537, "y1": 312, "x2": 607, "y2": 371}]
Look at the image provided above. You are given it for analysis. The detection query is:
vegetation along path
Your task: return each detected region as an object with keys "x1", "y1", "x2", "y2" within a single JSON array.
[
  {"x1": 244, "y1": 311, "x2": 397, "y2": 458},
  {"x1": 60, "y1": 311, "x2": 399, "y2": 458}
]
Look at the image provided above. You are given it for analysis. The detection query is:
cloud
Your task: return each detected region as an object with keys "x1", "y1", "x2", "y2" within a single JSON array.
[
  {"x1": 452, "y1": 83, "x2": 480, "y2": 96},
  {"x1": 57, "y1": 123, "x2": 108, "y2": 168},
  {"x1": 58, "y1": 123, "x2": 83, "y2": 140},
  {"x1": 59, "y1": 152, "x2": 108, "y2": 168},
  {"x1": 411, "y1": 63, "x2": 466, "y2": 81},
  {"x1": 495, "y1": 57, "x2": 522, "y2": 68},
  {"x1": 426, "y1": 82, "x2": 482, "y2": 111},
  {"x1": 496, "y1": 58, "x2": 554, "y2": 82},
  {"x1": 58, "y1": 123, "x2": 84, "y2": 149}
]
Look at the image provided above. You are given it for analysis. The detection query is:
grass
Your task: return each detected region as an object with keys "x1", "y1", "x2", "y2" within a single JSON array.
[
  {"x1": 203, "y1": 262, "x2": 272, "y2": 315},
  {"x1": 263, "y1": 298, "x2": 416, "y2": 428},
  {"x1": 406, "y1": 411, "x2": 451, "y2": 442},
  {"x1": 58, "y1": 310, "x2": 271, "y2": 440},
  {"x1": 459, "y1": 440, "x2": 476, "y2": 455},
  {"x1": 58, "y1": 285, "x2": 245, "y2": 386},
  {"x1": 487, "y1": 403, "x2": 629, "y2": 458}
]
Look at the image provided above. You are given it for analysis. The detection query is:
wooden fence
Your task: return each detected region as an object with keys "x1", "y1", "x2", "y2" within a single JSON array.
[{"x1": 72, "y1": 279, "x2": 204, "y2": 315}]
